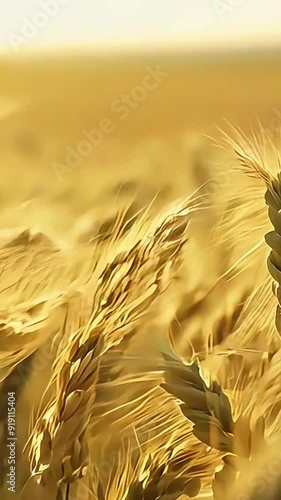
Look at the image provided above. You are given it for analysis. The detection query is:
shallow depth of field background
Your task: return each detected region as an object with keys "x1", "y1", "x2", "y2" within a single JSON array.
[
  {"x1": 1, "y1": 49, "x2": 281, "y2": 237},
  {"x1": 0, "y1": 1, "x2": 281, "y2": 239}
]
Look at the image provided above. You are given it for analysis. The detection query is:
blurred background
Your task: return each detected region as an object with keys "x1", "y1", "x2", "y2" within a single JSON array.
[{"x1": 1, "y1": 0, "x2": 281, "y2": 239}]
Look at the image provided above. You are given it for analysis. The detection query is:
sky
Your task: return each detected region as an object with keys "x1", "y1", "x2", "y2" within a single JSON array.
[{"x1": 1, "y1": 0, "x2": 281, "y2": 52}]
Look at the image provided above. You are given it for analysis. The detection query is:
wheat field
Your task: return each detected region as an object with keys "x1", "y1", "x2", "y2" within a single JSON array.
[{"x1": 1, "y1": 49, "x2": 281, "y2": 499}]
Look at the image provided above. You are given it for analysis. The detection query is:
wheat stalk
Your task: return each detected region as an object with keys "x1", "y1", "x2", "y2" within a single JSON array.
[{"x1": 26, "y1": 196, "x2": 196, "y2": 496}]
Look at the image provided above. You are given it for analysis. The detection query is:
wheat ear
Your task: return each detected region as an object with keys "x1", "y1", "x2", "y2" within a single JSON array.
[{"x1": 27, "y1": 196, "x2": 195, "y2": 496}]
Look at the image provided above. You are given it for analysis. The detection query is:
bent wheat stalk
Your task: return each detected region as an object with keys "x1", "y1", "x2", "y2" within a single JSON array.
[{"x1": 27, "y1": 196, "x2": 195, "y2": 497}]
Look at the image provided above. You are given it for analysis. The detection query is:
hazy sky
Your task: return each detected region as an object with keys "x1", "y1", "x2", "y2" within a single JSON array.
[{"x1": 1, "y1": 0, "x2": 281, "y2": 52}]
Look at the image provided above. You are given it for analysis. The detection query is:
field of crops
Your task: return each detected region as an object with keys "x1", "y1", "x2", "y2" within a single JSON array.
[{"x1": 1, "y1": 49, "x2": 281, "y2": 499}]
